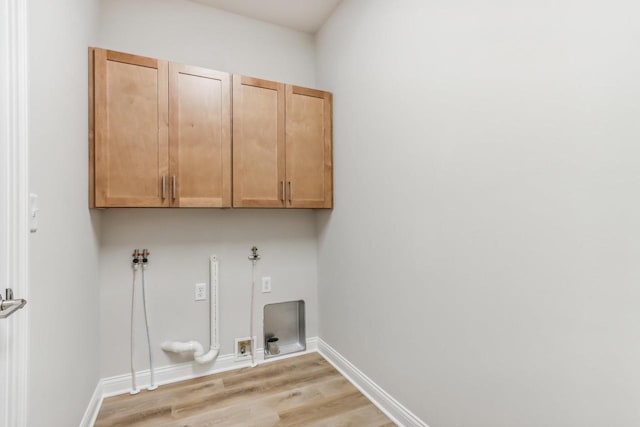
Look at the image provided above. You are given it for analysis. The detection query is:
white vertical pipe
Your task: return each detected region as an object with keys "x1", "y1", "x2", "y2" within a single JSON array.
[
  {"x1": 249, "y1": 260, "x2": 257, "y2": 367},
  {"x1": 210, "y1": 255, "x2": 219, "y2": 352},
  {"x1": 162, "y1": 255, "x2": 220, "y2": 364},
  {"x1": 129, "y1": 267, "x2": 140, "y2": 394},
  {"x1": 193, "y1": 255, "x2": 220, "y2": 363},
  {"x1": 141, "y1": 266, "x2": 157, "y2": 390}
]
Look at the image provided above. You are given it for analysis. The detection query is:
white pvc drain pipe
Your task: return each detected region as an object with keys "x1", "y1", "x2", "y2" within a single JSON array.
[{"x1": 161, "y1": 255, "x2": 220, "y2": 364}]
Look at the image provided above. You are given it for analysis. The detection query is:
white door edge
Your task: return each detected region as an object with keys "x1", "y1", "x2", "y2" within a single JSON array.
[{"x1": 1, "y1": 0, "x2": 30, "y2": 426}]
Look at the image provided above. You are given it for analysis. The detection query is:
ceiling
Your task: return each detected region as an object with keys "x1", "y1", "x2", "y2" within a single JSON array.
[{"x1": 191, "y1": 0, "x2": 342, "y2": 34}]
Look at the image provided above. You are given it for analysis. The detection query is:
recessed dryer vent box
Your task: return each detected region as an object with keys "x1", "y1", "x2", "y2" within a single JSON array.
[{"x1": 263, "y1": 300, "x2": 306, "y2": 359}]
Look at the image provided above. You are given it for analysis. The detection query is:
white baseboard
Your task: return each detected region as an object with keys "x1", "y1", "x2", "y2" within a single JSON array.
[
  {"x1": 317, "y1": 338, "x2": 428, "y2": 427},
  {"x1": 81, "y1": 337, "x2": 426, "y2": 427},
  {"x1": 79, "y1": 380, "x2": 103, "y2": 427},
  {"x1": 101, "y1": 352, "x2": 237, "y2": 398},
  {"x1": 102, "y1": 337, "x2": 317, "y2": 398},
  {"x1": 85, "y1": 336, "x2": 439, "y2": 427}
]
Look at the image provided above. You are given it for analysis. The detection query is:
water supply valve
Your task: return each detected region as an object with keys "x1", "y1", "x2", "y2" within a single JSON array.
[
  {"x1": 248, "y1": 246, "x2": 260, "y2": 261},
  {"x1": 132, "y1": 249, "x2": 141, "y2": 268},
  {"x1": 142, "y1": 248, "x2": 150, "y2": 265}
]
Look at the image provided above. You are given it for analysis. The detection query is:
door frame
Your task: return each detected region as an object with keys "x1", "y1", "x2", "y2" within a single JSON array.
[{"x1": 1, "y1": 0, "x2": 29, "y2": 425}]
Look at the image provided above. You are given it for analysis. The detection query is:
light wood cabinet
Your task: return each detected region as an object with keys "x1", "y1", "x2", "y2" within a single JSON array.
[
  {"x1": 91, "y1": 49, "x2": 169, "y2": 207},
  {"x1": 169, "y1": 63, "x2": 231, "y2": 207},
  {"x1": 89, "y1": 48, "x2": 232, "y2": 208},
  {"x1": 232, "y1": 76, "x2": 286, "y2": 207},
  {"x1": 285, "y1": 85, "x2": 332, "y2": 209},
  {"x1": 90, "y1": 48, "x2": 331, "y2": 209},
  {"x1": 232, "y1": 76, "x2": 332, "y2": 208}
]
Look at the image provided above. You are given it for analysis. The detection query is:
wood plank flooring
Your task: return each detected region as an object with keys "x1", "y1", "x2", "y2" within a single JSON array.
[{"x1": 95, "y1": 353, "x2": 395, "y2": 426}]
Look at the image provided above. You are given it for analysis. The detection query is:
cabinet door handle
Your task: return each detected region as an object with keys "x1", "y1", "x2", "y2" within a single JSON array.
[
  {"x1": 161, "y1": 176, "x2": 166, "y2": 199},
  {"x1": 288, "y1": 181, "x2": 293, "y2": 203},
  {"x1": 172, "y1": 176, "x2": 176, "y2": 200},
  {"x1": 281, "y1": 180, "x2": 285, "y2": 202}
]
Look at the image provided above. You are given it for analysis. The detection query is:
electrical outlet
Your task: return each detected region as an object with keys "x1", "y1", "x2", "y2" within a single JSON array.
[
  {"x1": 261, "y1": 276, "x2": 272, "y2": 293},
  {"x1": 195, "y1": 283, "x2": 207, "y2": 301}
]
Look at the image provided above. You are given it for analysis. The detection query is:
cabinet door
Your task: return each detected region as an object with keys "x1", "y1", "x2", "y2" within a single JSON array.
[
  {"x1": 169, "y1": 64, "x2": 231, "y2": 207},
  {"x1": 93, "y1": 49, "x2": 169, "y2": 207},
  {"x1": 285, "y1": 85, "x2": 333, "y2": 209},
  {"x1": 232, "y1": 75, "x2": 285, "y2": 207}
]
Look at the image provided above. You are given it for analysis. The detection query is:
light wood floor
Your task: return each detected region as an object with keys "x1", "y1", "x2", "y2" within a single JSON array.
[{"x1": 94, "y1": 353, "x2": 395, "y2": 426}]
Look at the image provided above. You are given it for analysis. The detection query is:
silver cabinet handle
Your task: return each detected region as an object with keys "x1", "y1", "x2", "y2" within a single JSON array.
[
  {"x1": 288, "y1": 181, "x2": 293, "y2": 203},
  {"x1": 172, "y1": 176, "x2": 176, "y2": 200},
  {"x1": 161, "y1": 176, "x2": 166, "y2": 199},
  {"x1": 281, "y1": 180, "x2": 285, "y2": 202}
]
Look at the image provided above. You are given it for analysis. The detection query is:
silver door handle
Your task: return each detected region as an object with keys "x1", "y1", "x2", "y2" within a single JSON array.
[
  {"x1": 161, "y1": 176, "x2": 166, "y2": 199},
  {"x1": 0, "y1": 288, "x2": 26, "y2": 319},
  {"x1": 288, "y1": 181, "x2": 293, "y2": 203},
  {"x1": 281, "y1": 180, "x2": 285, "y2": 202},
  {"x1": 172, "y1": 176, "x2": 176, "y2": 200}
]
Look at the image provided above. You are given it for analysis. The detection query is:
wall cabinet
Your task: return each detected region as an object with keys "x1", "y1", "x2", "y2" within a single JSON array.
[
  {"x1": 233, "y1": 76, "x2": 332, "y2": 208},
  {"x1": 89, "y1": 48, "x2": 232, "y2": 208},
  {"x1": 284, "y1": 85, "x2": 333, "y2": 209},
  {"x1": 89, "y1": 48, "x2": 331, "y2": 209},
  {"x1": 232, "y1": 76, "x2": 285, "y2": 207},
  {"x1": 91, "y1": 49, "x2": 170, "y2": 207},
  {"x1": 169, "y1": 63, "x2": 231, "y2": 207}
]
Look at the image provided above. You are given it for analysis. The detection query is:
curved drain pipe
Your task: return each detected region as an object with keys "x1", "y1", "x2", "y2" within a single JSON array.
[{"x1": 162, "y1": 255, "x2": 220, "y2": 364}]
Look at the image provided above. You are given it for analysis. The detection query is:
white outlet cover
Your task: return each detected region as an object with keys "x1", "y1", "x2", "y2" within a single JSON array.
[
  {"x1": 195, "y1": 283, "x2": 207, "y2": 301},
  {"x1": 262, "y1": 276, "x2": 272, "y2": 293}
]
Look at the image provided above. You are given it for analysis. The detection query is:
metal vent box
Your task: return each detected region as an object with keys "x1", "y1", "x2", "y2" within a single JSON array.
[{"x1": 263, "y1": 300, "x2": 306, "y2": 359}]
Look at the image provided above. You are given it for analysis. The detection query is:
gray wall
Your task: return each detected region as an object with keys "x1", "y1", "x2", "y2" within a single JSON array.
[
  {"x1": 97, "y1": 0, "x2": 319, "y2": 378},
  {"x1": 28, "y1": 0, "x2": 101, "y2": 425},
  {"x1": 98, "y1": 0, "x2": 316, "y2": 87},
  {"x1": 99, "y1": 209, "x2": 318, "y2": 377},
  {"x1": 315, "y1": 1, "x2": 640, "y2": 426}
]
